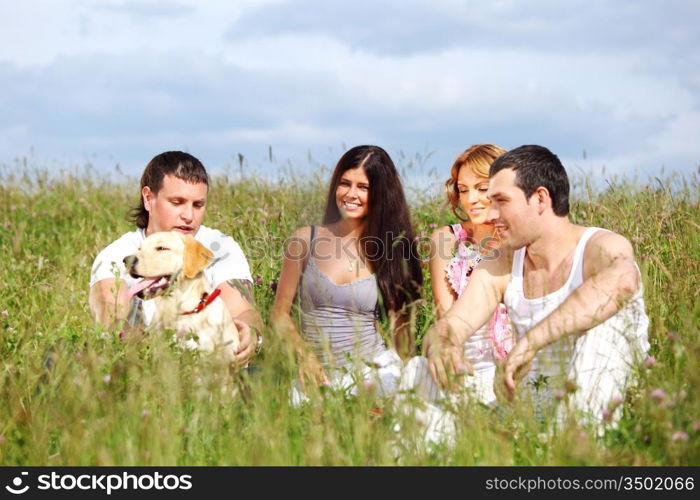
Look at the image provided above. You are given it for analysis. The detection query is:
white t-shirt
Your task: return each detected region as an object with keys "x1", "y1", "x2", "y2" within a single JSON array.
[{"x1": 90, "y1": 225, "x2": 253, "y2": 325}]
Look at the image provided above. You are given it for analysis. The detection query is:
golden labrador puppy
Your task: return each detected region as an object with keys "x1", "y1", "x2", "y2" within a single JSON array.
[{"x1": 123, "y1": 231, "x2": 240, "y2": 362}]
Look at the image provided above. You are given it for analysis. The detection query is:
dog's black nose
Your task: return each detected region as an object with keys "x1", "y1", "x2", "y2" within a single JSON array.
[{"x1": 123, "y1": 255, "x2": 138, "y2": 270}]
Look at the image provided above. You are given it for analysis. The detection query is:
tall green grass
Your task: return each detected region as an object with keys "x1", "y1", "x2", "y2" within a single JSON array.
[{"x1": 0, "y1": 163, "x2": 698, "y2": 465}]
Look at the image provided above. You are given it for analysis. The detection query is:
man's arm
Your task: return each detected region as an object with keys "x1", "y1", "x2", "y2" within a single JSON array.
[
  {"x1": 424, "y1": 251, "x2": 511, "y2": 389},
  {"x1": 89, "y1": 278, "x2": 131, "y2": 327},
  {"x1": 500, "y1": 231, "x2": 641, "y2": 398},
  {"x1": 218, "y1": 278, "x2": 263, "y2": 365}
]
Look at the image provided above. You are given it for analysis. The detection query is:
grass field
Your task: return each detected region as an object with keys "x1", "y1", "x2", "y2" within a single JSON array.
[{"x1": 0, "y1": 162, "x2": 698, "y2": 465}]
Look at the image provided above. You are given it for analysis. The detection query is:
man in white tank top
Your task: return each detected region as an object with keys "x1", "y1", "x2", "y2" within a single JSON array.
[
  {"x1": 88, "y1": 151, "x2": 262, "y2": 366},
  {"x1": 424, "y1": 145, "x2": 649, "y2": 429}
]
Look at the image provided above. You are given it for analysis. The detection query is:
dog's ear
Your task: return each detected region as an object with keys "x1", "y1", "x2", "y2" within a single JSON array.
[{"x1": 183, "y1": 235, "x2": 214, "y2": 279}]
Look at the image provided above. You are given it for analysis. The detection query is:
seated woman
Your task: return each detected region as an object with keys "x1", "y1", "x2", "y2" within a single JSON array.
[
  {"x1": 401, "y1": 144, "x2": 514, "y2": 412},
  {"x1": 272, "y1": 145, "x2": 423, "y2": 402}
]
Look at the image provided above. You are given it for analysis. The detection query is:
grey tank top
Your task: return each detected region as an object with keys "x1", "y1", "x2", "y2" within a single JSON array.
[{"x1": 299, "y1": 226, "x2": 387, "y2": 369}]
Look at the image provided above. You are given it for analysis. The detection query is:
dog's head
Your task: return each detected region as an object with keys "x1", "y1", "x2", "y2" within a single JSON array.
[{"x1": 124, "y1": 231, "x2": 213, "y2": 299}]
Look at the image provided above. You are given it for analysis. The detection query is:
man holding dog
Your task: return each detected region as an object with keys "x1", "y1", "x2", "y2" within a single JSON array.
[
  {"x1": 424, "y1": 145, "x2": 649, "y2": 427},
  {"x1": 89, "y1": 151, "x2": 262, "y2": 365}
]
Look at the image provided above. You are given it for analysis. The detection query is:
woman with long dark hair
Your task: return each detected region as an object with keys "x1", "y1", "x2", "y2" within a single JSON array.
[{"x1": 272, "y1": 145, "x2": 422, "y2": 399}]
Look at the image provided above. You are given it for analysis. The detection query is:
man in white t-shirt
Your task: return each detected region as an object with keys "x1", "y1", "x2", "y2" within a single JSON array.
[
  {"x1": 423, "y1": 145, "x2": 649, "y2": 427},
  {"x1": 89, "y1": 151, "x2": 262, "y2": 365}
]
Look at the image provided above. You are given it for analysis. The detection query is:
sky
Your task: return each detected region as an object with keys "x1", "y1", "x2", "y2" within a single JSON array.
[{"x1": 0, "y1": 0, "x2": 698, "y2": 184}]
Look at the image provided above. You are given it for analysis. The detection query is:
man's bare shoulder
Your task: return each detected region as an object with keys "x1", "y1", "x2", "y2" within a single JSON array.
[
  {"x1": 583, "y1": 228, "x2": 636, "y2": 275},
  {"x1": 586, "y1": 229, "x2": 634, "y2": 257}
]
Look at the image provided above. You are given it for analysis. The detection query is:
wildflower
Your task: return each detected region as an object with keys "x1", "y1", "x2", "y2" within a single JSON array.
[
  {"x1": 667, "y1": 331, "x2": 680, "y2": 342},
  {"x1": 671, "y1": 430, "x2": 689, "y2": 443},
  {"x1": 577, "y1": 430, "x2": 588, "y2": 443},
  {"x1": 261, "y1": 217, "x2": 267, "y2": 224},
  {"x1": 553, "y1": 389, "x2": 566, "y2": 401},
  {"x1": 369, "y1": 407, "x2": 383, "y2": 416},
  {"x1": 692, "y1": 421, "x2": 700, "y2": 432},
  {"x1": 429, "y1": 223, "x2": 437, "y2": 229},
  {"x1": 1, "y1": 310, "x2": 8, "y2": 319},
  {"x1": 650, "y1": 388, "x2": 668, "y2": 404},
  {"x1": 141, "y1": 410, "x2": 151, "y2": 419},
  {"x1": 565, "y1": 379, "x2": 578, "y2": 393},
  {"x1": 254, "y1": 276, "x2": 263, "y2": 286},
  {"x1": 644, "y1": 355, "x2": 656, "y2": 368},
  {"x1": 608, "y1": 394, "x2": 623, "y2": 410},
  {"x1": 269, "y1": 280, "x2": 278, "y2": 293},
  {"x1": 602, "y1": 408, "x2": 613, "y2": 423},
  {"x1": 363, "y1": 380, "x2": 377, "y2": 392},
  {"x1": 102, "y1": 374, "x2": 111, "y2": 384}
]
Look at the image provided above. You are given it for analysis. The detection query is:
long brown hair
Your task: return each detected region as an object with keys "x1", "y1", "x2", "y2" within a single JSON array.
[{"x1": 323, "y1": 145, "x2": 423, "y2": 314}]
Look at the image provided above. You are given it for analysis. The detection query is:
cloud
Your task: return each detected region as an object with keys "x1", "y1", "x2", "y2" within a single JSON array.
[
  {"x1": 225, "y1": 0, "x2": 700, "y2": 57},
  {"x1": 0, "y1": 1, "x2": 697, "y2": 178},
  {"x1": 97, "y1": 1, "x2": 195, "y2": 19},
  {"x1": 0, "y1": 0, "x2": 264, "y2": 67}
]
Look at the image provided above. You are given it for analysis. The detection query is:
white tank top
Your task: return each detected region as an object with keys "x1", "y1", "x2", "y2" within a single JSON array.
[{"x1": 504, "y1": 227, "x2": 650, "y2": 382}]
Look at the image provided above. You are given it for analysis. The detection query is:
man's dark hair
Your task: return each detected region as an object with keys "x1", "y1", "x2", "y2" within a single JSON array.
[
  {"x1": 489, "y1": 145, "x2": 570, "y2": 216},
  {"x1": 130, "y1": 151, "x2": 209, "y2": 229}
]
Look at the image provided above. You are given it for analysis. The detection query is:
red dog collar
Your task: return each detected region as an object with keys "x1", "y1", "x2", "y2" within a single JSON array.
[{"x1": 181, "y1": 288, "x2": 222, "y2": 315}]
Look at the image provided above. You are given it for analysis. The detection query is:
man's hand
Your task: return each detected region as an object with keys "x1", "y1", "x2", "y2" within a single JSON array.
[
  {"x1": 497, "y1": 333, "x2": 537, "y2": 402},
  {"x1": 219, "y1": 279, "x2": 263, "y2": 367},
  {"x1": 424, "y1": 319, "x2": 473, "y2": 390},
  {"x1": 232, "y1": 319, "x2": 258, "y2": 366}
]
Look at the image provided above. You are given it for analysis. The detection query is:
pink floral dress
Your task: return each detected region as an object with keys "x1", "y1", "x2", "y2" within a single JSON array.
[{"x1": 445, "y1": 224, "x2": 514, "y2": 362}]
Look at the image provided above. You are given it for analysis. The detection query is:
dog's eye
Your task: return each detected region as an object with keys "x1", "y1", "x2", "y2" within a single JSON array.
[{"x1": 155, "y1": 246, "x2": 169, "y2": 251}]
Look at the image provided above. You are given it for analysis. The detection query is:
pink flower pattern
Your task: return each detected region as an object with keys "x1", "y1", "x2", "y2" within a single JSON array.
[{"x1": 445, "y1": 224, "x2": 514, "y2": 360}]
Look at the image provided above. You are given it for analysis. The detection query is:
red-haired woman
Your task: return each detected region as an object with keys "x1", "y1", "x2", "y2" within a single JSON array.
[{"x1": 402, "y1": 144, "x2": 514, "y2": 412}]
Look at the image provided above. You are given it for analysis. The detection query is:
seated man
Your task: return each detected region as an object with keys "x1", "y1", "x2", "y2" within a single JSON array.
[
  {"x1": 89, "y1": 151, "x2": 262, "y2": 365},
  {"x1": 424, "y1": 145, "x2": 649, "y2": 427}
]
